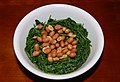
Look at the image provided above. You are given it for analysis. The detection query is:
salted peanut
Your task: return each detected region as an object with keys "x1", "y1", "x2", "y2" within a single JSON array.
[
  {"x1": 64, "y1": 46, "x2": 68, "y2": 49},
  {"x1": 64, "y1": 41, "x2": 68, "y2": 46},
  {"x1": 52, "y1": 33, "x2": 59, "y2": 40},
  {"x1": 65, "y1": 29, "x2": 70, "y2": 33},
  {"x1": 42, "y1": 46, "x2": 49, "y2": 52},
  {"x1": 41, "y1": 31, "x2": 47, "y2": 35},
  {"x1": 49, "y1": 31, "x2": 55, "y2": 37},
  {"x1": 61, "y1": 36, "x2": 65, "y2": 40},
  {"x1": 53, "y1": 57, "x2": 59, "y2": 61},
  {"x1": 72, "y1": 40, "x2": 77, "y2": 45},
  {"x1": 50, "y1": 39, "x2": 57, "y2": 45},
  {"x1": 57, "y1": 47, "x2": 62, "y2": 53},
  {"x1": 50, "y1": 45, "x2": 55, "y2": 50},
  {"x1": 60, "y1": 41, "x2": 65, "y2": 47},
  {"x1": 62, "y1": 27, "x2": 67, "y2": 31},
  {"x1": 57, "y1": 36, "x2": 62, "y2": 41},
  {"x1": 43, "y1": 37, "x2": 50, "y2": 43},
  {"x1": 73, "y1": 45, "x2": 77, "y2": 49},
  {"x1": 55, "y1": 43, "x2": 59, "y2": 48},
  {"x1": 58, "y1": 29, "x2": 63, "y2": 34},
  {"x1": 67, "y1": 44, "x2": 73, "y2": 50},
  {"x1": 71, "y1": 35, "x2": 76, "y2": 38},
  {"x1": 48, "y1": 25, "x2": 54, "y2": 31},
  {"x1": 42, "y1": 34, "x2": 47, "y2": 39},
  {"x1": 55, "y1": 24, "x2": 62, "y2": 30},
  {"x1": 48, "y1": 53, "x2": 52, "y2": 57},
  {"x1": 71, "y1": 48, "x2": 76, "y2": 52},
  {"x1": 33, "y1": 36, "x2": 38, "y2": 39},
  {"x1": 67, "y1": 37, "x2": 74, "y2": 43},
  {"x1": 34, "y1": 44, "x2": 40, "y2": 51},
  {"x1": 51, "y1": 52, "x2": 57, "y2": 57},
  {"x1": 37, "y1": 37, "x2": 42, "y2": 42},
  {"x1": 62, "y1": 49, "x2": 68, "y2": 54},
  {"x1": 66, "y1": 51, "x2": 70, "y2": 55},
  {"x1": 68, "y1": 32, "x2": 73, "y2": 37},
  {"x1": 32, "y1": 51, "x2": 40, "y2": 56},
  {"x1": 37, "y1": 25, "x2": 43, "y2": 30},
  {"x1": 47, "y1": 36, "x2": 52, "y2": 42},
  {"x1": 42, "y1": 43, "x2": 49, "y2": 47},
  {"x1": 57, "y1": 52, "x2": 63, "y2": 57},
  {"x1": 48, "y1": 57, "x2": 53, "y2": 62},
  {"x1": 52, "y1": 49, "x2": 57, "y2": 53},
  {"x1": 69, "y1": 52, "x2": 76, "y2": 58},
  {"x1": 44, "y1": 48, "x2": 51, "y2": 54},
  {"x1": 59, "y1": 55, "x2": 67, "y2": 59},
  {"x1": 46, "y1": 26, "x2": 50, "y2": 32}
]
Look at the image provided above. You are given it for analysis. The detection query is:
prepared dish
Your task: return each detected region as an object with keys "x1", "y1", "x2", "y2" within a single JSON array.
[{"x1": 25, "y1": 17, "x2": 91, "y2": 74}]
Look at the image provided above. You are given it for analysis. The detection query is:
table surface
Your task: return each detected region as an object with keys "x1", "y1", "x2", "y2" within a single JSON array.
[{"x1": 0, "y1": 0, "x2": 120, "y2": 82}]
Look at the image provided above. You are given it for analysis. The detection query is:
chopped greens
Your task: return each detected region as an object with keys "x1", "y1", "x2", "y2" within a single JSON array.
[{"x1": 25, "y1": 17, "x2": 91, "y2": 74}]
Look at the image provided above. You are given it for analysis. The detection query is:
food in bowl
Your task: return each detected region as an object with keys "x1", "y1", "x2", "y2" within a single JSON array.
[{"x1": 25, "y1": 16, "x2": 91, "y2": 74}]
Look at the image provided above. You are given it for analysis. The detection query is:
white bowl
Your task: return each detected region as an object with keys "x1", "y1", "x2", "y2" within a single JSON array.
[{"x1": 13, "y1": 4, "x2": 104, "y2": 80}]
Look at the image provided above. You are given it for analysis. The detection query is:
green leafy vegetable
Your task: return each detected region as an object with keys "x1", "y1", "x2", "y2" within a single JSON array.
[{"x1": 25, "y1": 17, "x2": 91, "y2": 74}]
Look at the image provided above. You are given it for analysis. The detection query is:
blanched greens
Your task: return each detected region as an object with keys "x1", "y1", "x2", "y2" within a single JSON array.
[{"x1": 25, "y1": 17, "x2": 91, "y2": 74}]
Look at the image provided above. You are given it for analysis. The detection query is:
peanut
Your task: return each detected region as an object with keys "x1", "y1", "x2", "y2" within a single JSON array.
[
  {"x1": 57, "y1": 47, "x2": 62, "y2": 53},
  {"x1": 59, "y1": 55, "x2": 67, "y2": 59},
  {"x1": 46, "y1": 26, "x2": 50, "y2": 32},
  {"x1": 52, "y1": 33, "x2": 59, "y2": 40},
  {"x1": 47, "y1": 36, "x2": 52, "y2": 42},
  {"x1": 48, "y1": 57, "x2": 53, "y2": 62},
  {"x1": 48, "y1": 53, "x2": 52, "y2": 57},
  {"x1": 72, "y1": 40, "x2": 77, "y2": 45},
  {"x1": 37, "y1": 37, "x2": 42, "y2": 42},
  {"x1": 42, "y1": 46, "x2": 49, "y2": 52},
  {"x1": 34, "y1": 44, "x2": 40, "y2": 51},
  {"x1": 43, "y1": 37, "x2": 50, "y2": 43},
  {"x1": 66, "y1": 51, "x2": 70, "y2": 55},
  {"x1": 71, "y1": 35, "x2": 76, "y2": 38},
  {"x1": 33, "y1": 36, "x2": 38, "y2": 39},
  {"x1": 65, "y1": 29, "x2": 70, "y2": 33},
  {"x1": 60, "y1": 41, "x2": 65, "y2": 47},
  {"x1": 57, "y1": 36, "x2": 62, "y2": 41},
  {"x1": 32, "y1": 51, "x2": 40, "y2": 56},
  {"x1": 42, "y1": 43, "x2": 49, "y2": 47},
  {"x1": 51, "y1": 52, "x2": 57, "y2": 57},
  {"x1": 50, "y1": 39, "x2": 57, "y2": 45},
  {"x1": 44, "y1": 48, "x2": 51, "y2": 54},
  {"x1": 67, "y1": 37, "x2": 74, "y2": 43},
  {"x1": 68, "y1": 32, "x2": 73, "y2": 37},
  {"x1": 57, "y1": 52, "x2": 63, "y2": 57},
  {"x1": 71, "y1": 48, "x2": 76, "y2": 52},
  {"x1": 64, "y1": 41, "x2": 68, "y2": 46},
  {"x1": 55, "y1": 25, "x2": 62, "y2": 30},
  {"x1": 50, "y1": 45, "x2": 55, "y2": 50},
  {"x1": 73, "y1": 45, "x2": 77, "y2": 49},
  {"x1": 67, "y1": 44, "x2": 73, "y2": 50},
  {"x1": 69, "y1": 52, "x2": 76, "y2": 58},
  {"x1": 49, "y1": 31, "x2": 55, "y2": 37},
  {"x1": 48, "y1": 25, "x2": 54, "y2": 31},
  {"x1": 53, "y1": 57, "x2": 59, "y2": 61},
  {"x1": 58, "y1": 29, "x2": 63, "y2": 34},
  {"x1": 55, "y1": 43, "x2": 59, "y2": 48},
  {"x1": 62, "y1": 27, "x2": 67, "y2": 31},
  {"x1": 61, "y1": 36, "x2": 65, "y2": 40},
  {"x1": 62, "y1": 49, "x2": 68, "y2": 54},
  {"x1": 37, "y1": 25, "x2": 43, "y2": 30},
  {"x1": 41, "y1": 31, "x2": 47, "y2": 35}
]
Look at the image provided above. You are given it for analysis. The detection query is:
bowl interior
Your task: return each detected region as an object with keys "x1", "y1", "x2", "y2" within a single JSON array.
[{"x1": 14, "y1": 4, "x2": 104, "y2": 80}]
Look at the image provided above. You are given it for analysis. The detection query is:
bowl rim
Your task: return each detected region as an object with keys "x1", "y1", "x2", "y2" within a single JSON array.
[{"x1": 13, "y1": 4, "x2": 104, "y2": 80}]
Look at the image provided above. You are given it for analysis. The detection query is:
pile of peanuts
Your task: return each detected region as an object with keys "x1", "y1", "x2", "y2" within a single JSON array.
[{"x1": 32, "y1": 24, "x2": 77, "y2": 62}]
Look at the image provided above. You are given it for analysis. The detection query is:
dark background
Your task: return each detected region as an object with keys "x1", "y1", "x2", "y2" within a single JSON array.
[{"x1": 0, "y1": 0, "x2": 120, "y2": 82}]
